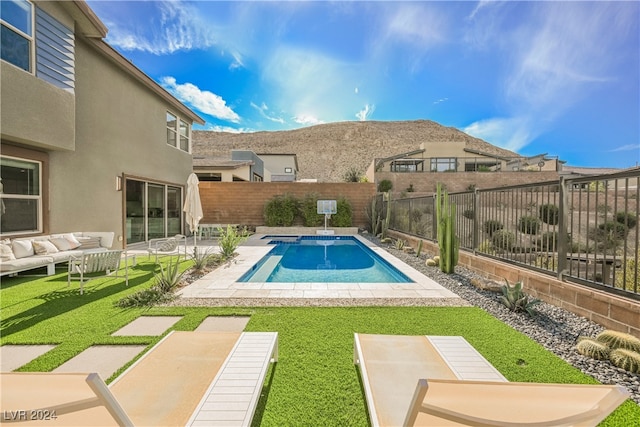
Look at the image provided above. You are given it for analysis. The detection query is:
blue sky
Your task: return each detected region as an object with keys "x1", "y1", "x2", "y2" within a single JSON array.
[{"x1": 86, "y1": 1, "x2": 639, "y2": 168}]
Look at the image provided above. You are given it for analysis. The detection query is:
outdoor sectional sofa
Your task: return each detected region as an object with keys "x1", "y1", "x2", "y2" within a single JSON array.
[{"x1": 0, "y1": 232, "x2": 115, "y2": 277}]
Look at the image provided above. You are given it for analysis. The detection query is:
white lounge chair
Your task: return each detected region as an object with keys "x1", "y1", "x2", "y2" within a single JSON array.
[
  {"x1": 67, "y1": 250, "x2": 127, "y2": 294},
  {"x1": 0, "y1": 372, "x2": 133, "y2": 426},
  {"x1": 354, "y1": 333, "x2": 629, "y2": 427},
  {"x1": 1, "y1": 331, "x2": 278, "y2": 427}
]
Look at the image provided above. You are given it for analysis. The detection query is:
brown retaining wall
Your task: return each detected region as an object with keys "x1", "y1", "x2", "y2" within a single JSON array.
[
  {"x1": 387, "y1": 230, "x2": 640, "y2": 338},
  {"x1": 199, "y1": 182, "x2": 375, "y2": 229}
]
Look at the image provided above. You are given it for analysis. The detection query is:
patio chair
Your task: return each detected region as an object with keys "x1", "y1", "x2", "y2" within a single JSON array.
[
  {"x1": 1, "y1": 331, "x2": 278, "y2": 427},
  {"x1": 0, "y1": 372, "x2": 133, "y2": 426},
  {"x1": 67, "y1": 250, "x2": 127, "y2": 295},
  {"x1": 354, "y1": 333, "x2": 629, "y2": 426},
  {"x1": 147, "y1": 234, "x2": 187, "y2": 264},
  {"x1": 110, "y1": 331, "x2": 278, "y2": 426},
  {"x1": 404, "y1": 378, "x2": 629, "y2": 426}
]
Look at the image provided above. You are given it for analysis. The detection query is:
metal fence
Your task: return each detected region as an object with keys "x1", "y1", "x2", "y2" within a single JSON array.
[{"x1": 387, "y1": 168, "x2": 640, "y2": 300}]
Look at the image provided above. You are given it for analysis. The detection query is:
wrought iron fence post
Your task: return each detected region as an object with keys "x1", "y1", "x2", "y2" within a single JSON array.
[
  {"x1": 557, "y1": 176, "x2": 569, "y2": 280},
  {"x1": 473, "y1": 188, "x2": 479, "y2": 254}
]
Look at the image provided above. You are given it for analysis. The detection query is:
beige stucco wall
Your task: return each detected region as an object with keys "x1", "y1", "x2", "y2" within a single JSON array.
[
  {"x1": 0, "y1": 62, "x2": 75, "y2": 151},
  {"x1": 48, "y1": 38, "x2": 193, "y2": 247}
]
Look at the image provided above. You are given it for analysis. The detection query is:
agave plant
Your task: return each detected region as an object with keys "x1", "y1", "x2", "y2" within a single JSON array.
[
  {"x1": 155, "y1": 257, "x2": 186, "y2": 293},
  {"x1": 190, "y1": 246, "x2": 216, "y2": 271},
  {"x1": 499, "y1": 280, "x2": 541, "y2": 316}
]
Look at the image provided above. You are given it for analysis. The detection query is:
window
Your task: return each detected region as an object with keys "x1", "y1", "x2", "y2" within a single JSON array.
[
  {"x1": 1, "y1": 0, "x2": 33, "y2": 72},
  {"x1": 0, "y1": 156, "x2": 42, "y2": 235},
  {"x1": 284, "y1": 167, "x2": 293, "y2": 173},
  {"x1": 166, "y1": 112, "x2": 190, "y2": 153},
  {"x1": 430, "y1": 158, "x2": 457, "y2": 172},
  {"x1": 166, "y1": 112, "x2": 177, "y2": 148},
  {"x1": 179, "y1": 119, "x2": 189, "y2": 151}
]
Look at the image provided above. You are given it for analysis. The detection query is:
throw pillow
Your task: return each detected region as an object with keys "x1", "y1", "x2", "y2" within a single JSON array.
[
  {"x1": 33, "y1": 240, "x2": 59, "y2": 255},
  {"x1": 50, "y1": 237, "x2": 73, "y2": 251},
  {"x1": 77, "y1": 236, "x2": 101, "y2": 250},
  {"x1": 0, "y1": 242, "x2": 16, "y2": 261},
  {"x1": 63, "y1": 233, "x2": 82, "y2": 249},
  {"x1": 12, "y1": 240, "x2": 35, "y2": 259}
]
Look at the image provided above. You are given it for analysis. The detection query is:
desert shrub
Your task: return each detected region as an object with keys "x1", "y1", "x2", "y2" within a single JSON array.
[
  {"x1": 300, "y1": 192, "x2": 324, "y2": 226},
  {"x1": 264, "y1": 193, "x2": 299, "y2": 226},
  {"x1": 406, "y1": 183, "x2": 415, "y2": 193},
  {"x1": 343, "y1": 167, "x2": 362, "y2": 182},
  {"x1": 482, "y1": 219, "x2": 503, "y2": 236},
  {"x1": 190, "y1": 246, "x2": 219, "y2": 271},
  {"x1": 615, "y1": 211, "x2": 637, "y2": 229},
  {"x1": 538, "y1": 204, "x2": 559, "y2": 225},
  {"x1": 499, "y1": 280, "x2": 541, "y2": 316},
  {"x1": 590, "y1": 221, "x2": 628, "y2": 250},
  {"x1": 492, "y1": 230, "x2": 515, "y2": 251},
  {"x1": 477, "y1": 239, "x2": 494, "y2": 254},
  {"x1": 331, "y1": 197, "x2": 353, "y2": 227},
  {"x1": 518, "y1": 215, "x2": 541, "y2": 235},
  {"x1": 462, "y1": 208, "x2": 475, "y2": 220},
  {"x1": 615, "y1": 249, "x2": 640, "y2": 291},
  {"x1": 535, "y1": 231, "x2": 566, "y2": 251},
  {"x1": 378, "y1": 179, "x2": 393, "y2": 193},
  {"x1": 218, "y1": 225, "x2": 249, "y2": 258}
]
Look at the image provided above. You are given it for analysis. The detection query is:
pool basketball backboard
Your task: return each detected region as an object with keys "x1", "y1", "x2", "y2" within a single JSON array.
[{"x1": 317, "y1": 200, "x2": 337, "y2": 215}]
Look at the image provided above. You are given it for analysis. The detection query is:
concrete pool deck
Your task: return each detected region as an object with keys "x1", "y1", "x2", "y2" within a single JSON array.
[{"x1": 176, "y1": 234, "x2": 466, "y2": 305}]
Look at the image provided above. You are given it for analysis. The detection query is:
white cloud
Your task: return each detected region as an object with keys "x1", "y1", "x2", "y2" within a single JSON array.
[
  {"x1": 105, "y1": 1, "x2": 217, "y2": 54},
  {"x1": 161, "y1": 77, "x2": 240, "y2": 123},
  {"x1": 251, "y1": 102, "x2": 285, "y2": 124},
  {"x1": 205, "y1": 125, "x2": 253, "y2": 133},
  {"x1": 464, "y1": 117, "x2": 534, "y2": 152},
  {"x1": 385, "y1": 5, "x2": 446, "y2": 49},
  {"x1": 356, "y1": 104, "x2": 375, "y2": 121},
  {"x1": 229, "y1": 51, "x2": 245, "y2": 70},
  {"x1": 433, "y1": 98, "x2": 448, "y2": 105},
  {"x1": 355, "y1": 87, "x2": 359, "y2": 94},
  {"x1": 609, "y1": 144, "x2": 640, "y2": 153},
  {"x1": 293, "y1": 114, "x2": 324, "y2": 126}
]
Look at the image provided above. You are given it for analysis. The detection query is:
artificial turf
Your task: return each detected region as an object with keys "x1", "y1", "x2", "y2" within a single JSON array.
[{"x1": 1, "y1": 258, "x2": 638, "y2": 426}]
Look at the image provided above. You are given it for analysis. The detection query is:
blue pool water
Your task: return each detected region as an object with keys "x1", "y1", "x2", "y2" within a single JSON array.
[{"x1": 238, "y1": 236, "x2": 413, "y2": 283}]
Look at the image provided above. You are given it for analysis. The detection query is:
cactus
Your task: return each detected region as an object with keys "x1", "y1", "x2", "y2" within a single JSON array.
[
  {"x1": 426, "y1": 258, "x2": 438, "y2": 267},
  {"x1": 575, "y1": 338, "x2": 611, "y2": 360},
  {"x1": 595, "y1": 330, "x2": 640, "y2": 352},
  {"x1": 499, "y1": 280, "x2": 541, "y2": 317},
  {"x1": 436, "y1": 183, "x2": 459, "y2": 274},
  {"x1": 382, "y1": 192, "x2": 391, "y2": 239},
  {"x1": 609, "y1": 349, "x2": 640, "y2": 373},
  {"x1": 416, "y1": 240, "x2": 423, "y2": 257}
]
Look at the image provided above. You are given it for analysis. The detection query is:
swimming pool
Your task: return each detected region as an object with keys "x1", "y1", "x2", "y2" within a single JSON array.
[{"x1": 238, "y1": 236, "x2": 413, "y2": 283}]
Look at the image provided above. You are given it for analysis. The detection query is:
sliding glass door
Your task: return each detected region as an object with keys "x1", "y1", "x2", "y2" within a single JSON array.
[{"x1": 125, "y1": 178, "x2": 182, "y2": 245}]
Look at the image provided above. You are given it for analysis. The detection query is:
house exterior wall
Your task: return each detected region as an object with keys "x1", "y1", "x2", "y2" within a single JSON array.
[
  {"x1": 199, "y1": 182, "x2": 375, "y2": 228},
  {"x1": 1, "y1": 1, "x2": 200, "y2": 248},
  {"x1": 232, "y1": 150, "x2": 265, "y2": 180},
  {"x1": 48, "y1": 37, "x2": 194, "y2": 244},
  {"x1": 260, "y1": 155, "x2": 297, "y2": 181}
]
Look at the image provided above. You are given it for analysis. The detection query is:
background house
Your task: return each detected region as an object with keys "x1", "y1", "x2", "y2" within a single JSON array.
[
  {"x1": 257, "y1": 153, "x2": 298, "y2": 182},
  {"x1": 1, "y1": 0, "x2": 203, "y2": 248},
  {"x1": 193, "y1": 150, "x2": 271, "y2": 182}
]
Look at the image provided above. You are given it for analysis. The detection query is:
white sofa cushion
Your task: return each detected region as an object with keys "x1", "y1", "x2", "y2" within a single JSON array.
[
  {"x1": 12, "y1": 240, "x2": 35, "y2": 259},
  {"x1": 50, "y1": 237, "x2": 74, "y2": 251},
  {"x1": 33, "y1": 240, "x2": 59, "y2": 255},
  {"x1": 77, "y1": 236, "x2": 102, "y2": 250},
  {"x1": 0, "y1": 255, "x2": 54, "y2": 272},
  {"x1": 1, "y1": 239, "x2": 16, "y2": 261}
]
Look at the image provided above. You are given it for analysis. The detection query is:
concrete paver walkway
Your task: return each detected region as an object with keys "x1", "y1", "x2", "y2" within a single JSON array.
[
  {"x1": 1, "y1": 345, "x2": 55, "y2": 372},
  {"x1": 53, "y1": 345, "x2": 146, "y2": 380},
  {"x1": 112, "y1": 316, "x2": 183, "y2": 336},
  {"x1": 196, "y1": 316, "x2": 250, "y2": 332}
]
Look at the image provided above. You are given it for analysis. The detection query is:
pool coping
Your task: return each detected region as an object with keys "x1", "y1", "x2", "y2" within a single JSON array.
[{"x1": 176, "y1": 234, "x2": 462, "y2": 301}]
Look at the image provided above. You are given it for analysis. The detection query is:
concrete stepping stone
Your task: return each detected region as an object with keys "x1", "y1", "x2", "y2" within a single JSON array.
[
  {"x1": 53, "y1": 345, "x2": 146, "y2": 381},
  {"x1": 112, "y1": 315, "x2": 183, "y2": 336},
  {"x1": 1, "y1": 345, "x2": 55, "y2": 372},
  {"x1": 195, "y1": 316, "x2": 250, "y2": 332}
]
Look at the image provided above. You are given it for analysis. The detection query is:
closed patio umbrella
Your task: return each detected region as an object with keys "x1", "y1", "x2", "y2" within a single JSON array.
[{"x1": 183, "y1": 173, "x2": 203, "y2": 247}]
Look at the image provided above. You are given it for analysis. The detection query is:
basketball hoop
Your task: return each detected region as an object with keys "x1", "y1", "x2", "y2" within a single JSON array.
[{"x1": 317, "y1": 200, "x2": 337, "y2": 234}]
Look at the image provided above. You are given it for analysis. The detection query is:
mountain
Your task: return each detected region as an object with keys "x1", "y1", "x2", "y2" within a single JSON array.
[{"x1": 192, "y1": 120, "x2": 520, "y2": 182}]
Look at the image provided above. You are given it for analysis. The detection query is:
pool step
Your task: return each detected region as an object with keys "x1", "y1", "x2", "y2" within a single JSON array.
[{"x1": 249, "y1": 256, "x2": 282, "y2": 282}]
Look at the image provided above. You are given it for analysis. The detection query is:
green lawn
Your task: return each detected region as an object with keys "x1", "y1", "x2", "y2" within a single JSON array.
[{"x1": 1, "y1": 258, "x2": 638, "y2": 426}]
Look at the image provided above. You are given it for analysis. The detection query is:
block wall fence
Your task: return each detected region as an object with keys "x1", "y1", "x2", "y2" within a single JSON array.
[
  {"x1": 387, "y1": 230, "x2": 640, "y2": 339},
  {"x1": 376, "y1": 171, "x2": 560, "y2": 194},
  {"x1": 198, "y1": 182, "x2": 376, "y2": 229}
]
